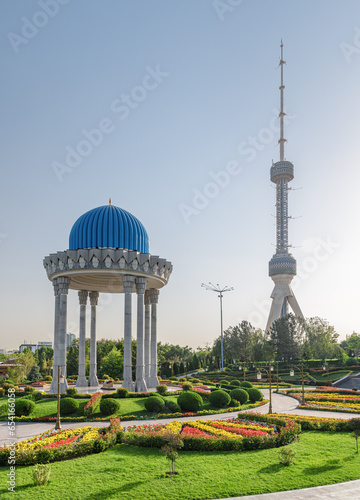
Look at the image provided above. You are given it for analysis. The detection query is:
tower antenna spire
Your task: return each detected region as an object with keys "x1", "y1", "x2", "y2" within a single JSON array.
[{"x1": 279, "y1": 40, "x2": 286, "y2": 161}]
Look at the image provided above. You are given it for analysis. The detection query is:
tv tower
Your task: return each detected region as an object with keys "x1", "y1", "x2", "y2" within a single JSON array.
[{"x1": 265, "y1": 42, "x2": 304, "y2": 332}]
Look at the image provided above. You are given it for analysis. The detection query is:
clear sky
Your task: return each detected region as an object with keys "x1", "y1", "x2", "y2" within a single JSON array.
[{"x1": 1, "y1": 0, "x2": 360, "y2": 351}]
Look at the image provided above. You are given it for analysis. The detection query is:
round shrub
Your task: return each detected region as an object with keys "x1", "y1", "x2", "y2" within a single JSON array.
[
  {"x1": 231, "y1": 380, "x2": 241, "y2": 387},
  {"x1": 179, "y1": 378, "x2": 186, "y2": 382},
  {"x1": 15, "y1": 398, "x2": 35, "y2": 417},
  {"x1": 3, "y1": 383, "x2": 15, "y2": 391},
  {"x1": 177, "y1": 391, "x2": 203, "y2": 412},
  {"x1": 66, "y1": 387, "x2": 78, "y2": 397},
  {"x1": 169, "y1": 376, "x2": 178, "y2": 381},
  {"x1": 144, "y1": 396, "x2": 165, "y2": 413},
  {"x1": 60, "y1": 397, "x2": 79, "y2": 415},
  {"x1": 181, "y1": 382, "x2": 193, "y2": 391},
  {"x1": 229, "y1": 388, "x2": 249, "y2": 405},
  {"x1": 116, "y1": 388, "x2": 129, "y2": 398},
  {"x1": 208, "y1": 389, "x2": 231, "y2": 408},
  {"x1": 246, "y1": 387, "x2": 263, "y2": 403},
  {"x1": 33, "y1": 391, "x2": 44, "y2": 401},
  {"x1": 44, "y1": 375, "x2": 52, "y2": 382},
  {"x1": 156, "y1": 385, "x2": 168, "y2": 396},
  {"x1": 100, "y1": 398, "x2": 120, "y2": 416},
  {"x1": 219, "y1": 380, "x2": 230, "y2": 386},
  {"x1": 240, "y1": 381, "x2": 253, "y2": 389},
  {"x1": 229, "y1": 398, "x2": 240, "y2": 407},
  {"x1": 24, "y1": 386, "x2": 35, "y2": 393},
  {"x1": 165, "y1": 400, "x2": 181, "y2": 413}
]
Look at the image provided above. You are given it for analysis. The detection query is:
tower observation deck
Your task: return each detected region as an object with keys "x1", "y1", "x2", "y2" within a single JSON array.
[{"x1": 265, "y1": 42, "x2": 304, "y2": 331}]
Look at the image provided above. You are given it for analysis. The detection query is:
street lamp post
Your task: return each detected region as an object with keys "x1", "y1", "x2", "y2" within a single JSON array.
[
  {"x1": 257, "y1": 365, "x2": 272, "y2": 414},
  {"x1": 289, "y1": 362, "x2": 305, "y2": 405},
  {"x1": 201, "y1": 283, "x2": 233, "y2": 372},
  {"x1": 55, "y1": 365, "x2": 65, "y2": 430}
]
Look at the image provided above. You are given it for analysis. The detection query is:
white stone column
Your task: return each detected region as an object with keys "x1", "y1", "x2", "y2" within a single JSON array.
[
  {"x1": 49, "y1": 279, "x2": 60, "y2": 393},
  {"x1": 122, "y1": 276, "x2": 135, "y2": 392},
  {"x1": 144, "y1": 291, "x2": 151, "y2": 387},
  {"x1": 134, "y1": 277, "x2": 147, "y2": 393},
  {"x1": 76, "y1": 291, "x2": 88, "y2": 387},
  {"x1": 57, "y1": 277, "x2": 70, "y2": 393},
  {"x1": 149, "y1": 288, "x2": 160, "y2": 388},
  {"x1": 88, "y1": 291, "x2": 99, "y2": 387}
]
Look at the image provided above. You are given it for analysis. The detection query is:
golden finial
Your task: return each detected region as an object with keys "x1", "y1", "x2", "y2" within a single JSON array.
[{"x1": 109, "y1": 198, "x2": 112, "y2": 205}]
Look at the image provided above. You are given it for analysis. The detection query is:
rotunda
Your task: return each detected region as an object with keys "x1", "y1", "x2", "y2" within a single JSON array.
[{"x1": 43, "y1": 202, "x2": 172, "y2": 393}]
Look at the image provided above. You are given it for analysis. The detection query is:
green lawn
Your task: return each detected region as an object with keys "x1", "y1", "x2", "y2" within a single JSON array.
[{"x1": 0, "y1": 432, "x2": 359, "y2": 499}]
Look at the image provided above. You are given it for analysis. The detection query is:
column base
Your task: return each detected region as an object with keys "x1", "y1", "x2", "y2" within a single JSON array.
[
  {"x1": 122, "y1": 379, "x2": 134, "y2": 392},
  {"x1": 59, "y1": 380, "x2": 68, "y2": 393},
  {"x1": 88, "y1": 375, "x2": 99, "y2": 387},
  {"x1": 49, "y1": 375, "x2": 58, "y2": 394},
  {"x1": 134, "y1": 378, "x2": 148, "y2": 393},
  {"x1": 146, "y1": 376, "x2": 159, "y2": 389},
  {"x1": 76, "y1": 376, "x2": 88, "y2": 387}
]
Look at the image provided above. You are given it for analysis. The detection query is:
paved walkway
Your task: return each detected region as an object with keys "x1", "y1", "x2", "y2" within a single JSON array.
[{"x1": 2, "y1": 390, "x2": 360, "y2": 499}]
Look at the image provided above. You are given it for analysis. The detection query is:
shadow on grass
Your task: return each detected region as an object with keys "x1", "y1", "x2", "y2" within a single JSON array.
[
  {"x1": 258, "y1": 463, "x2": 283, "y2": 474},
  {"x1": 303, "y1": 461, "x2": 342, "y2": 475},
  {"x1": 81, "y1": 481, "x2": 148, "y2": 500}
]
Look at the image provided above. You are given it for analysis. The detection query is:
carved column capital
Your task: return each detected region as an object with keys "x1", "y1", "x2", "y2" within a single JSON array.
[
  {"x1": 149, "y1": 288, "x2": 159, "y2": 304},
  {"x1": 122, "y1": 275, "x2": 135, "y2": 294},
  {"x1": 144, "y1": 290, "x2": 151, "y2": 306},
  {"x1": 89, "y1": 291, "x2": 99, "y2": 307},
  {"x1": 57, "y1": 277, "x2": 70, "y2": 295},
  {"x1": 78, "y1": 290, "x2": 88, "y2": 305},
  {"x1": 135, "y1": 277, "x2": 147, "y2": 295}
]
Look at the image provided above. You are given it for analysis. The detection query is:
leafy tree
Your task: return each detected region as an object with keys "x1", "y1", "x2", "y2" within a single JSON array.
[
  {"x1": 269, "y1": 314, "x2": 303, "y2": 363},
  {"x1": 67, "y1": 342, "x2": 79, "y2": 377},
  {"x1": 192, "y1": 353, "x2": 200, "y2": 370},
  {"x1": 347, "y1": 334, "x2": 360, "y2": 360},
  {"x1": 220, "y1": 321, "x2": 257, "y2": 365},
  {"x1": 301, "y1": 317, "x2": 340, "y2": 360},
  {"x1": 99, "y1": 347, "x2": 123, "y2": 379},
  {"x1": 27, "y1": 365, "x2": 42, "y2": 382}
]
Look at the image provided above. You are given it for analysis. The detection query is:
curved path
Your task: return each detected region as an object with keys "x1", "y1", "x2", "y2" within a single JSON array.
[{"x1": 1, "y1": 390, "x2": 360, "y2": 499}]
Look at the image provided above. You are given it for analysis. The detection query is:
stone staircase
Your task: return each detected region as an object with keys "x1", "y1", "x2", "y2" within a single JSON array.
[{"x1": 332, "y1": 372, "x2": 360, "y2": 390}]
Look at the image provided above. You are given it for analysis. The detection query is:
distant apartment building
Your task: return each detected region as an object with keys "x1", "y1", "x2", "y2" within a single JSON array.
[
  {"x1": 67, "y1": 333, "x2": 76, "y2": 348},
  {"x1": 19, "y1": 342, "x2": 53, "y2": 353}
]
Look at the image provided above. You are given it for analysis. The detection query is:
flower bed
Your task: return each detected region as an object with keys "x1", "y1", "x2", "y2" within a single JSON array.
[
  {"x1": 84, "y1": 393, "x2": 102, "y2": 416},
  {"x1": 237, "y1": 411, "x2": 358, "y2": 432},
  {"x1": 0, "y1": 419, "x2": 124, "y2": 466},
  {"x1": 123, "y1": 416, "x2": 299, "y2": 452},
  {"x1": 286, "y1": 389, "x2": 360, "y2": 414}
]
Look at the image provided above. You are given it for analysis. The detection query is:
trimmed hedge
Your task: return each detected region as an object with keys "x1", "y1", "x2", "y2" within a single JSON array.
[
  {"x1": 15, "y1": 398, "x2": 35, "y2": 417},
  {"x1": 209, "y1": 390, "x2": 231, "y2": 408},
  {"x1": 177, "y1": 391, "x2": 203, "y2": 412},
  {"x1": 240, "y1": 381, "x2": 253, "y2": 389},
  {"x1": 246, "y1": 388, "x2": 263, "y2": 403},
  {"x1": 231, "y1": 380, "x2": 241, "y2": 387},
  {"x1": 229, "y1": 388, "x2": 249, "y2": 405},
  {"x1": 116, "y1": 388, "x2": 129, "y2": 398},
  {"x1": 144, "y1": 396, "x2": 165, "y2": 413},
  {"x1": 100, "y1": 398, "x2": 120, "y2": 416},
  {"x1": 156, "y1": 385, "x2": 168, "y2": 396},
  {"x1": 66, "y1": 387, "x2": 78, "y2": 397},
  {"x1": 60, "y1": 398, "x2": 79, "y2": 415}
]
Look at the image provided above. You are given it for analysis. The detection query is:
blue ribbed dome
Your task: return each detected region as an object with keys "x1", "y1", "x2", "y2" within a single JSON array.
[{"x1": 69, "y1": 205, "x2": 149, "y2": 253}]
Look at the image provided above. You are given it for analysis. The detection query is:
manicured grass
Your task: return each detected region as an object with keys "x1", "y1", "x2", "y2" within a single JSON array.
[{"x1": 0, "y1": 432, "x2": 359, "y2": 499}]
